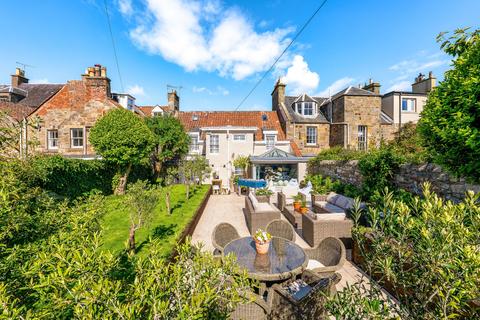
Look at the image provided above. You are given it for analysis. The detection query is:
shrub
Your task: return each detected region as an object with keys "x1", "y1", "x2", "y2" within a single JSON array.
[
  {"x1": 388, "y1": 123, "x2": 430, "y2": 164},
  {"x1": 358, "y1": 146, "x2": 403, "y2": 196},
  {"x1": 25, "y1": 155, "x2": 116, "y2": 198},
  {"x1": 418, "y1": 28, "x2": 480, "y2": 182},
  {"x1": 353, "y1": 184, "x2": 480, "y2": 319}
]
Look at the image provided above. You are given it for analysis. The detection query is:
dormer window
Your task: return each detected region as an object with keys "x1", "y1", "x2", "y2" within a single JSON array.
[{"x1": 295, "y1": 101, "x2": 317, "y2": 117}]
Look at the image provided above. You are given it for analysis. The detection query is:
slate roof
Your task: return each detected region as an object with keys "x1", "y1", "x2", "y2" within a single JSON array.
[
  {"x1": 284, "y1": 95, "x2": 329, "y2": 123},
  {"x1": 178, "y1": 111, "x2": 286, "y2": 141},
  {"x1": 380, "y1": 111, "x2": 394, "y2": 124},
  {"x1": 17, "y1": 84, "x2": 64, "y2": 107},
  {"x1": 331, "y1": 86, "x2": 381, "y2": 100},
  {"x1": 0, "y1": 101, "x2": 34, "y2": 121}
]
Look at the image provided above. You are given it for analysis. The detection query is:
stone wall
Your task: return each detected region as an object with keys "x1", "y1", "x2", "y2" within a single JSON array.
[{"x1": 309, "y1": 160, "x2": 480, "y2": 202}]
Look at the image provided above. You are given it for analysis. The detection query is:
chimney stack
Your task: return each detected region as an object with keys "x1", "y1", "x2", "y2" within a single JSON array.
[
  {"x1": 81, "y1": 64, "x2": 111, "y2": 99},
  {"x1": 167, "y1": 90, "x2": 180, "y2": 113},
  {"x1": 11, "y1": 67, "x2": 29, "y2": 87},
  {"x1": 271, "y1": 78, "x2": 286, "y2": 111},
  {"x1": 362, "y1": 78, "x2": 381, "y2": 94},
  {"x1": 412, "y1": 71, "x2": 436, "y2": 94}
]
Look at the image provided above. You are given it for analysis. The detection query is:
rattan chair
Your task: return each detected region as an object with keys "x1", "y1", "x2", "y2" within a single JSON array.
[
  {"x1": 212, "y1": 223, "x2": 240, "y2": 254},
  {"x1": 229, "y1": 290, "x2": 271, "y2": 320},
  {"x1": 270, "y1": 270, "x2": 340, "y2": 320},
  {"x1": 266, "y1": 219, "x2": 296, "y2": 242},
  {"x1": 304, "y1": 237, "x2": 346, "y2": 277}
]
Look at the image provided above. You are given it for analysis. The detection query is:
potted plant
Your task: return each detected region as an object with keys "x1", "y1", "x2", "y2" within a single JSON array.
[
  {"x1": 255, "y1": 188, "x2": 273, "y2": 203},
  {"x1": 293, "y1": 194, "x2": 303, "y2": 212},
  {"x1": 300, "y1": 200, "x2": 308, "y2": 214},
  {"x1": 254, "y1": 229, "x2": 272, "y2": 254}
]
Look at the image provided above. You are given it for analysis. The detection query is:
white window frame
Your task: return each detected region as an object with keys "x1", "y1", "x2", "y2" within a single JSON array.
[
  {"x1": 209, "y1": 134, "x2": 219, "y2": 154},
  {"x1": 296, "y1": 103, "x2": 302, "y2": 115},
  {"x1": 265, "y1": 134, "x2": 276, "y2": 149},
  {"x1": 304, "y1": 102, "x2": 314, "y2": 116},
  {"x1": 47, "y1": 129, "x2": 59, "y2": 150},
  {"x1": 189, "y1": 134, "x2": 199, "y2": 152},
  {"x1": 70, "y1": 128, "x2": 84, "y2": 148},
  {"x1": 233, "y1": 134, "x2": 246, "y2": 141},
  {"x1": 358, "y1": 125, "x2": 368, "y2": 151},
  {"x1": 306, "y1": 126, "x2": 317, "y2": 145},
  {"x1": 401, "y1": 98, "x2": 416, "y2": 112}
]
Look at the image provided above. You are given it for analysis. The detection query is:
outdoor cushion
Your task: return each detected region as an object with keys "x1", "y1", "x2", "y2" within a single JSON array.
[
  {"x1": 316, "y1": 212, "x2": 346, "y2": 220},
  {"x1": 334, "y1": 195, "x2": 350, "y2": 209},
  {"x1": 285, "y1": 198, "x2": 294, "y2": 205},
  {"x1": 282, "y1": 186, "x2": 299, "y2": 199},
  {"x1": 307, "y1": 259, "x2": 325, "y2": 270},
  {"x1": 323, "y1": 203, "x2": 345, "y2": 214},
  {"x1": 249, "y1": 192, "x2": 259, "y2": 207},
  {"x1": 326, "y1": 192, "x2": 340, "y2": 203},
  {"x1": 254, "y1": 202, "x2": 279, "y2": 213}
]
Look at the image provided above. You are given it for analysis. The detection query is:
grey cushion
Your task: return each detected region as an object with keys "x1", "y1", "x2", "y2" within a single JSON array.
[{"x1": 323, "y1": 203, "x2": 345, "y2": 214}]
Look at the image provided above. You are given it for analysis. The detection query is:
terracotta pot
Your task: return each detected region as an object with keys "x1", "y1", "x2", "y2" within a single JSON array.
[
  {"x1": 293, "y1": 201, "x2": 301, "y2": 211},
  {"x1": 255, "y1": 240, "x2": 270, "y2": 254},
  {"x1": 300, "y1": 207, "x2": 308, "y2": 214}
]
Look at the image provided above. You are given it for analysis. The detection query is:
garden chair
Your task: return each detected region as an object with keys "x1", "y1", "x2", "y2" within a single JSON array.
[
  {"x1": 304, "y1": 237, "x2": 346, "y2": 277},
  {"x1": 229, "y1": 290, "x2": 271, "y2": 320},
  {"x1": 266, "y1": 219, "x2": 296, "y2": 242},
  {"x1": 212, "y1": 223, "x2": 240, "y2": 255},
  {"x1": 269, "y1": 270, "x2": 340, "y2": 320}
]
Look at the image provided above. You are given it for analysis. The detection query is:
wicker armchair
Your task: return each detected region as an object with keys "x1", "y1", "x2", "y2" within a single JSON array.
[
  {"x1": 229, "y1": 291, "x2": 271, "y2": 320},
  {"x1": 270, "y1": 270, "x2": 340, "y2": 320},
  {"x1": 212, "y1": 223, "x2": 240, "y2": 254},
  {"x1": 266, "y1": 219, "x2": 296, "y2": 242},
  {"x1": 304, "y1": 237, "x2": 346, "y2": 277}
]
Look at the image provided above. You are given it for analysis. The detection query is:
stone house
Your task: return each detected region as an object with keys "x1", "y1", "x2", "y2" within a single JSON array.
[{"x1": 0, "y1": 65, "x2": 122, "y2": 158}]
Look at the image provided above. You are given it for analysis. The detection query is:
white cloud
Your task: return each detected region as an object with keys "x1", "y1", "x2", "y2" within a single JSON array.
[
  {"x1": 127, "y1": 84, "x2": 145, "y2": 96},
  {"x1": 281, "y1": 55, "x2": 319, "y2": 95},
  {"x1": 30, "y1": 78, "x2": 50, "y2": 84},
  {"x1": 316, "y1": 77, "x2": 355, "y2": 97},
  {"x1": 118, "y1": 0, "x2": 133, "y2": 16},
  {"x1": 127, "y1": 0, "x2": 293, "y2": 80},
  {"x1": 385, "y1": 81, "x2": 411, "y2": 92},
  {"x1": 192, "y1": 85, "x2": 229, "y2": 95}
]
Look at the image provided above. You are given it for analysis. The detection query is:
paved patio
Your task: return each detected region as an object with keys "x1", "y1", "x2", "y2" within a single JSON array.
[{"x1": 191, "y1": 193, "x2": 379, "y2": 291}]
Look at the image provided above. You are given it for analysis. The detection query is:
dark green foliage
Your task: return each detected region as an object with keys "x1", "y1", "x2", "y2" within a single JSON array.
[
  {"x1": 26, "y1": 155, "x2": 116, "y2": 197},
  {"x1": 306, "y1": 174, "x2": 362, "y2": 200},
  {"x1": 146, "y1": 115, "x2": 190, "y2": 179},
  {"x1": 307, "y1": 147, "x2": 364, "y2": 173},
  {"x1": 358, "y1": 146, "x2": 403, "y2": 196},
  {"x1": 353, "y1": 184, "x2": 480, "y2": 319},
  {"x1": 418, "y1": 28, "x2": 480, "y2": 181},
  {"x1": 387, "y1": 123, "x2": 430, "y2": 164}
]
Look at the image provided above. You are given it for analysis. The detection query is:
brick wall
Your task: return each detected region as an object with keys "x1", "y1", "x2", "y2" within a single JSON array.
[{"x1": 308, "y1": 160, "x2": 480, "y2": 202}]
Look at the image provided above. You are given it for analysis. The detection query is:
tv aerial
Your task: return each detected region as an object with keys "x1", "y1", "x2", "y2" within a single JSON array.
[
  {"x1": 167, "y1": 84, "x2": 183, "y2": 93},
  {"x1": 16, "y1": 61, "x2": 35, "y2": 73}
]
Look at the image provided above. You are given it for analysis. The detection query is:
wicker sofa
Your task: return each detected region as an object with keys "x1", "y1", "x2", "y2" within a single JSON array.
[
  {"x1": 302, "y1": 211, "x2": 353, "y2": 248},
  {"x1": 245, "y1": 193, "x2": 281, "y2": 235}
]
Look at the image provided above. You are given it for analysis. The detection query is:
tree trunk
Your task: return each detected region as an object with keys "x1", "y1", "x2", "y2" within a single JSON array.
[
  {"x1": 166, "y1": 191, "x2": 171, "y2": 215},
  {"x1": 115, "y1": 163, "x2": 132, "y2": 195},
  {"x1": 128, "y1": 224, "x2": 136, "y2": 252},
  {"x1": 186, "y1": 183, "x2": 190, "y2": 200}
]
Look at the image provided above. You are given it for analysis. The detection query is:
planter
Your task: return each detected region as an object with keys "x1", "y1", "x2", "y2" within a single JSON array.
[
  {"x1": 293, "y1": 201, "x2": 301, "y2": 211},
  {"x1": 255, "y1": 195, "x2": 270, "y2": 203},
  {"x1": 255, "y1": 240, "x2": 271, "y2": 254},
  {"x1": 300, "y1": 207, "x2": 308, "y2": 214}
]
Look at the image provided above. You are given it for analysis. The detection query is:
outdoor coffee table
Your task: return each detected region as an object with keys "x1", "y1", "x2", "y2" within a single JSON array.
[{"x1": 223, "y1": 236, "x2": 308, "y2": 283}]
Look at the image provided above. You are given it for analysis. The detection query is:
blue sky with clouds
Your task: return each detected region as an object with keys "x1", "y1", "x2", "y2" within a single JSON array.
[{"x1": 1, "y1": 0, "x2": 479, "y2": 111}]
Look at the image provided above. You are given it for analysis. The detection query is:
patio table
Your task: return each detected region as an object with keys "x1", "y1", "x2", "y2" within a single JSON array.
[{"x1": 223, "y1": 236, "x2": 308, "y2": 282}]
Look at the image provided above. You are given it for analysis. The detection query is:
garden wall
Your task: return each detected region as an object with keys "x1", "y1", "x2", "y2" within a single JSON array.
[{"x1": 309, "y1": 160, "x2": 480, "y2": 202}]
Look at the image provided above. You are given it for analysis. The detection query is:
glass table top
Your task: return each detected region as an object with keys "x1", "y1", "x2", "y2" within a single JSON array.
[{"x1": 223, "y1": 236, "x2": 307, "y2": 281}]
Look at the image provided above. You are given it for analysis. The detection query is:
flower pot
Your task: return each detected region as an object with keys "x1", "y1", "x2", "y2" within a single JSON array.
[
  {"x1": 256, "y1": 195, "x2": 270, "y2": 203},
  {"x1": 293, "y1": 201, "x2": 301, "y2": 211},
  {"x1": 255, "y1": 240, "x2": 270, "y2": 254},
  {"x1": 300, "y1": 207, "x2": 308, "y2": 214}
]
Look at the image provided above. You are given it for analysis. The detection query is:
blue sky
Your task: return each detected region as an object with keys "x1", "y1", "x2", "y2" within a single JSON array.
[{"x1": 1, "y1": 0, "x2": 479, "y2": 111}]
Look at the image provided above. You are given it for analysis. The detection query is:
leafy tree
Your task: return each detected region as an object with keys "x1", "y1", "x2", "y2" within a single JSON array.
[
  {"x1": 126, "y1": 180, "x2": 158, "y2": 252},
  {"x1": 89, "y1": 108, "x2": 155, "y2": 194},
  {"x1": 146, "y1": 115, "x2": 190, "y2": 180},
  {"x1": 179, "y1": 155, "x2": 210, "y2": 200},
  {"x1": 418, "y1": 28, "x2": 480, "y2": 181},
  {"x1": 0, "y1": 111, "x2": 39, "y2": 159}
]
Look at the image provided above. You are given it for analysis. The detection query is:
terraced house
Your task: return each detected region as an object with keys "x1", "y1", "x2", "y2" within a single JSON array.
[{"x1": 1, "y1": 64, "x2": 434, "y2": 182}]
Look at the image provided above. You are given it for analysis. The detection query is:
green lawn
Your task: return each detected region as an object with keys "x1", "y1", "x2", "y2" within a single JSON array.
[{"x1": 101, "y1": 184, "x2": 210, "y2": 257}]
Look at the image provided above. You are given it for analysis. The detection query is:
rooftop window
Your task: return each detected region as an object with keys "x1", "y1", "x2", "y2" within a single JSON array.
[{"x1": 295, "y1": 101, "x2": 317, "y2": 117}]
